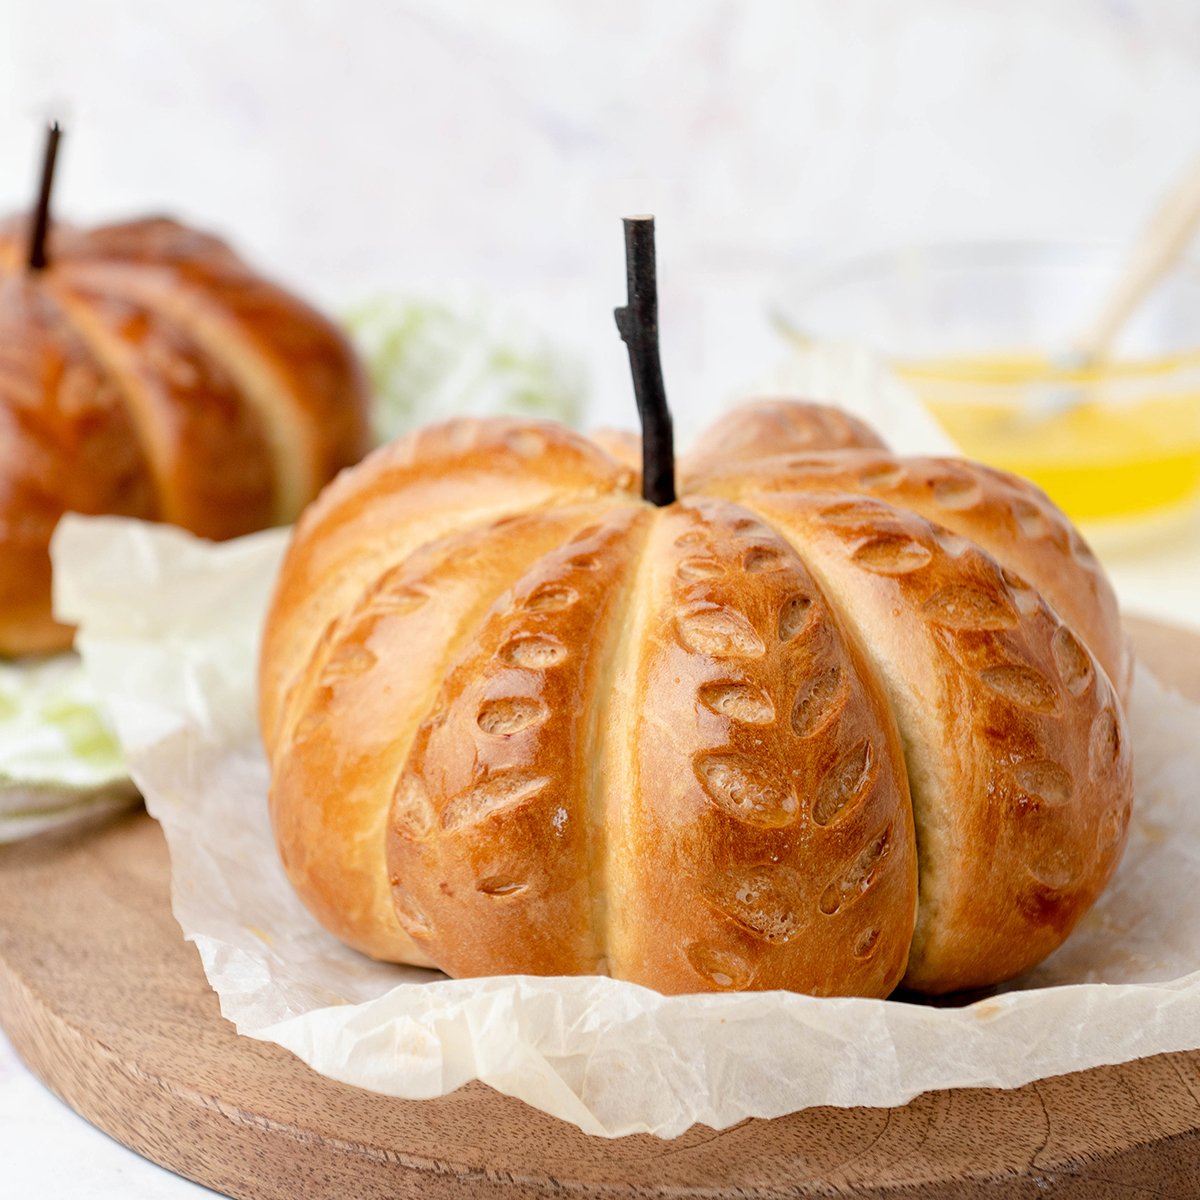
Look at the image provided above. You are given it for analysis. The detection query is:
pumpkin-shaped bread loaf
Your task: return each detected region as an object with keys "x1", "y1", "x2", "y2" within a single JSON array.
[
  {"x1": 0, "y1": 215, "x2": 370, "y2": 656},
  {"x1": 260, "y1": 400, "x2": 1132, "y2": 997}
]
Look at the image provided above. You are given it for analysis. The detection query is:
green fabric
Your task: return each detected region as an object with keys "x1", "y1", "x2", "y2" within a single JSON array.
[
  {"x1": 345, "y1": 296, "x2": 585, "y2": 443},
  {"x1": 0, "y1": 655, "x2": 136, "y2": 842}
]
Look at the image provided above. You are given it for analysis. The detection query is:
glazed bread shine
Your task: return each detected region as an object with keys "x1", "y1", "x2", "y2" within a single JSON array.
[
  {"x1": 0, "y1": 215, "x2": 370, "y2": 656},
  {"x1": 260, "y1": 401, "x2": 1132, "y2": 997}
]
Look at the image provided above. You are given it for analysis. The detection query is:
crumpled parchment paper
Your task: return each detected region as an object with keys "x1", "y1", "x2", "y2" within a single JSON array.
[{"x1": 48, "y1": 384, "x2": 1200, "y2": 1137}]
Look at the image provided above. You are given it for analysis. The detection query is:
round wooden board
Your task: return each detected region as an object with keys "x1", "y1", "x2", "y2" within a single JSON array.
[{"x1": 1, "y1": 616, "x2": 1199, "y2": 1199}]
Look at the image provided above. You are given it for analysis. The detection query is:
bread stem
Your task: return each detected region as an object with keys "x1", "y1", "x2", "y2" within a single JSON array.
[
  {"x1": 614, "y1": 216, "x2": 676, "y2": 507},
  {"x1": 27, "y1": 122, "x2": 63, "y2": 272}
]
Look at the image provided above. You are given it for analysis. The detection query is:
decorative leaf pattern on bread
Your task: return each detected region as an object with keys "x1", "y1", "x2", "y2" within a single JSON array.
[{"x1": 262, "y1": 401, "x2": 1132, "y2": 996}]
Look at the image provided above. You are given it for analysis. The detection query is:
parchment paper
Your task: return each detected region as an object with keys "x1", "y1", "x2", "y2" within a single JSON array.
[{"x1": 49, "y1": 389, "x2": 1200, "y2": 1137}]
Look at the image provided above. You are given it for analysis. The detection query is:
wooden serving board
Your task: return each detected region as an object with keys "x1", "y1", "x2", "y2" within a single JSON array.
[{"x1": 1, "y1": 616, "x2": 1198, "y2": 1199}]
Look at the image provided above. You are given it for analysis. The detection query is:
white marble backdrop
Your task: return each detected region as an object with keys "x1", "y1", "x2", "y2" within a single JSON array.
[{"x1": 3, "y1": 0, "x2": 1199, "y2": 433}]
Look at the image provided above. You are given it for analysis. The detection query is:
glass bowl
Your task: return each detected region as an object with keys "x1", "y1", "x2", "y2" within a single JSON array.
[{"x1": 772, "y1": 243, "x2": 1200, "y2": 527}]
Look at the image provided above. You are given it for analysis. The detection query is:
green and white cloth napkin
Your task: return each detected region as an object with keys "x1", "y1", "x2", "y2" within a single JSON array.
[
  {"x1": 0, "y1": 654, "x2": 137, "y2": 843},
  {"x1": 347, "y1": 295, "x2": 586, "y2": 443}
]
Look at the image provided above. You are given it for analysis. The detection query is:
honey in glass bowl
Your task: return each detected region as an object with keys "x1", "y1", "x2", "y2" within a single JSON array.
[{"x1": 774, "y1": 244, "x2": 1200, "y2": 530}]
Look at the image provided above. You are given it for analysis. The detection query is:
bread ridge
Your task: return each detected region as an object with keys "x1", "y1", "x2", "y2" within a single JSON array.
[
  {"x1": 0, "y1": 279, "x2": 160, "y2": 653},
  {"x1": 272, "y1": 496, "x2": 635, "y2": 752},
  {"x1": 733, "y1": 488, "x2": 1131, "y2": 992},
  {"x1": 585, "y1": 503, "x2": 660, "y2": 977},
  {"x1": 685, "y1": 399, "x2": 887, "y2": 478},
  {"x1": 42, "y1": 278, "x2": 276, "y2": 538},
  {"x1": 258, "y1": 418, "x2": 638, "y2": 747},
  {"x1": 60, "y1": 257, "x2": 364, "y2": 521},
  {"x1": 270, "y1": 500, "x2": 633, "y2": 963},
  {"x1": 602, "y1": 496, "x2": 917, "y2": 994},
  {"x1": 383, "y1": 503, "x2": 650, "y2": 975},
  {"x1": 689, "y1": 448, "x2": 1129, "y2": 704}
]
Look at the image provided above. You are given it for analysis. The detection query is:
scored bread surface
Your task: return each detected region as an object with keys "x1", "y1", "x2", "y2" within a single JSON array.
[
  {"x1": 258, "y1": 419, "x2": 637, "y2": 747},
  {"x1": 739, "y1": 490, "x2": 1129, "y2": 992},
  {"x1": 0, "y1": 280, "x2": 160, "y2": 652},
  {"x1": 606, "y1": 499, "x2": 916, "y2": 995},
  {"x1": 262, "y1": 400, "x2": 1133, "y2": 996},
  {"x1": 690, "y1": 446, "x2": 1129, "y2": 704},
  {"x1": 0, "y1": 216, "x2": 370, "y2": 656}
]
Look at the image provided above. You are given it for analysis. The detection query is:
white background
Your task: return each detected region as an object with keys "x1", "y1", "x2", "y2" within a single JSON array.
[
  {"x1": 1, "y1": 3, "x2": 1199, "y2": 1195},
  {"x1": 3, "y1": 1, "x2": 1200, "y2": 424}
]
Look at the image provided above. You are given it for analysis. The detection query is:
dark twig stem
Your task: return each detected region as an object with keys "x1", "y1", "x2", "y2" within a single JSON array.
[
  {"x1": 27, "y1": 122, "x2": 63, "y2": 272},
  {"x1": 614, "y1": 215, "x2": 676, "y2": 506}
]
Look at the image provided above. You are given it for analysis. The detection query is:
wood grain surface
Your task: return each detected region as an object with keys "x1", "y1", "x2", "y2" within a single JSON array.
[{"x1": 0, "y1": 615, "x2": 1197, "y2": 1199}]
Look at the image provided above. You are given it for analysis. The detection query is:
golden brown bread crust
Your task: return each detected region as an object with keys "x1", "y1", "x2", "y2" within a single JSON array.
[
  {"x1": 387, "y1": 508, "x2": 653, "y2": 976},
  {"x1": 271, "y1": 503, "x2": 625, "y2": 965},
  {"x1": 592, "y1": 405, "x2": 1127, "y2": 702},
  {"x1": 257, "y1": 418, "x2": 637, "y2": 749},
  {"x1": 689, "y1": 449, "x2": 1130, "y2": 705},
  {"x1": 381, "y1": 498, "x2": 917, "y2": 990},
  {"x1": 685, "y1": 398, "x2": 887, "y2": 481},
  {"x1": 0, "y1": 277, "x2": 159, "y2": 654},
  {"x1": 47, "y1": 279, "x2": 277, "y2": 537},
  {"x1": 739, "y1": 490, "x2": 1130, "y2": 992},
  {"x1": 261, "y1": 400, "x2": 1132, "y2": 996},
  {"x1": 605, "y1": 499, "x2": 916, "y2": 994},
  {"x1": 0, "y1": 215, "x2": 370, "y2": 657},
  {"x1": 587, "y1": 427, "x2": 643, "y2": 477}
]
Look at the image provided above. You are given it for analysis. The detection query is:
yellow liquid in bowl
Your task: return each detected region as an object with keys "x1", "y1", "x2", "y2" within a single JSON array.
[{"x1": 896, "y1": 354, "x2": 1200, "y2": 521}]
